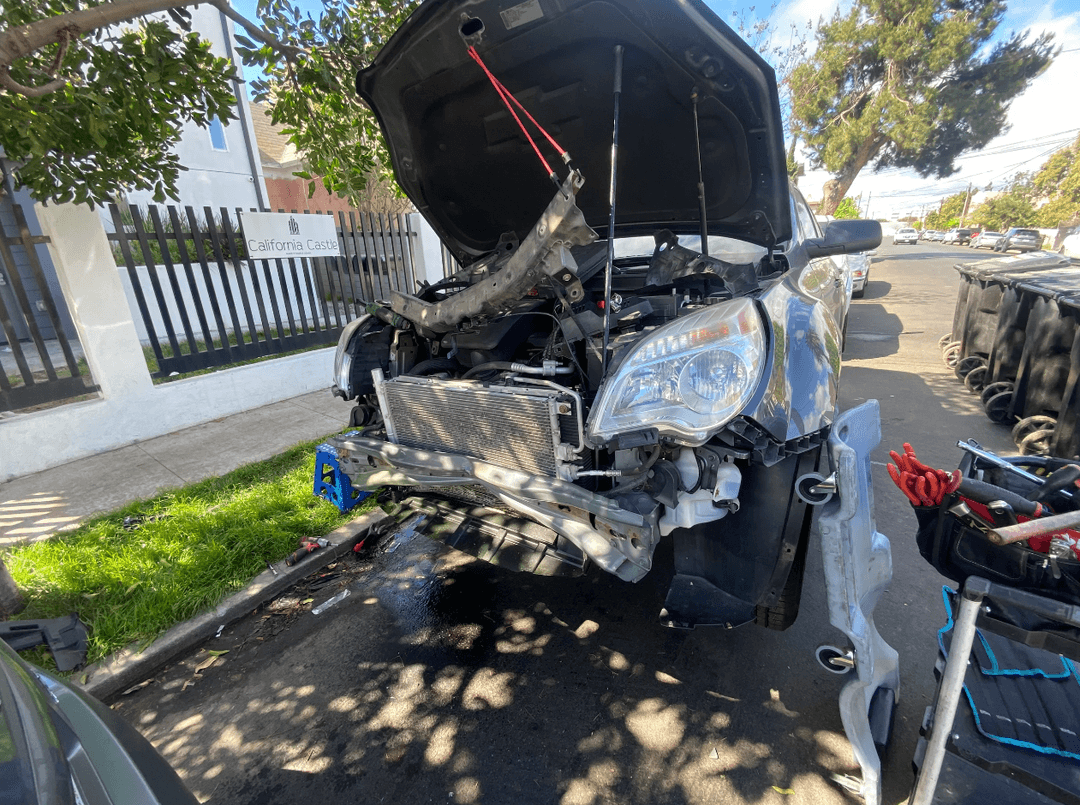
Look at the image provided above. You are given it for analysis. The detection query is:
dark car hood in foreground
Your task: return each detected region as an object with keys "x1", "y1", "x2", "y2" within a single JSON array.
[{"x1": 358, "y1": 0, "x2": 791, "y2": 263}]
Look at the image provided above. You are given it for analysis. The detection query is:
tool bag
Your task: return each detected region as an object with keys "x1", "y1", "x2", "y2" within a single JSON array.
[{"x1": 912, "y1": 457, "x2": 1080, "y2": 608}]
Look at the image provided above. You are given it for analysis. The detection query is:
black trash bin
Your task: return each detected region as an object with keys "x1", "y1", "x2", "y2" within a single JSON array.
[
  {"x1": 1008, "y1": 274, "x2": 1080, "y2": 455},
  {"x1": 948, "y1": 254, "x2": 1072, "y2": 388},
  {"x1": 982, "y1": 267, "x2": 1080, "y2": 424},
  {"x1": 1047, "y1": 293, "x2": 1080, "y2": 461},
  {"x1": 945, "y1": 254, "x2": 1009, "y2": 363}
]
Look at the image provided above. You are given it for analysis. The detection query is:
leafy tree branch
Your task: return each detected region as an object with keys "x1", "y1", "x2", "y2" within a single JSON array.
[
  {"x1": 0, "y1": 0, "x2": 300, "y2": 97},
  {"x1": 0, "y1": 0, "x2": 412, "y2": 208}
]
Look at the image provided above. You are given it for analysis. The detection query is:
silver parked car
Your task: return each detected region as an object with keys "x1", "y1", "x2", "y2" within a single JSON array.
[
  {"x1": 333, "y1": 0, "x2": 881, "y2": 629},
  {"x1": 0, "y1": 639, "x2": 197, "y2": 805},
  {"x1": 995, "y1": 228, "x2": 1042, "y2": 253},
  {"x1": 848, "y1": 251, "x2": 874, "y2": 298}
]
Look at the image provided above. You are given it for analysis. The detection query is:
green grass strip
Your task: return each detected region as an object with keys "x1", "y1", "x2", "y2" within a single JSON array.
[{"x1": 3, "y1": 433, "x2": 373, "y2": 669}]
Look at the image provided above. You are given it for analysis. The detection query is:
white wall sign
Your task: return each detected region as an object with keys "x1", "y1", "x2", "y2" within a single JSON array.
[{"x1": 240, "y1": 212, "x2": 340, "y2": 259}]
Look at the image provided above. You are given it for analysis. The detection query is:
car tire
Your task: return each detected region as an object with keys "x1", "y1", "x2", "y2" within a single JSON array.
[
  {"x1": 753, "y1": 506, "x2": 811, "y2": 632},
  {"x1": 852, "y1": 286, "x2": 865, "y2": 299}
]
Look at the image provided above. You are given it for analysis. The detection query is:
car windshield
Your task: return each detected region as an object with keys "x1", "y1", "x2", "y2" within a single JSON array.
[
  {"x1": 613, "y1": 234, "x2": 768, "y2": 263},
  {"x1": 1015, "y1": 230, "x2": 1038, "y2": 236}
]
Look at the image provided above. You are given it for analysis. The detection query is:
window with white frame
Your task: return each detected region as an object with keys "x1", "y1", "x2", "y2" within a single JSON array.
[{"x1": 208, "y1": 116, "x2": 228, "y2": 151}]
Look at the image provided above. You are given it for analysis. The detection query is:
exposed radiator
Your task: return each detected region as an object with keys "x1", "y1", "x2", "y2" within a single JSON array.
[{"x1": 374, "y1": 373, "x2": 583, "y2": 478}]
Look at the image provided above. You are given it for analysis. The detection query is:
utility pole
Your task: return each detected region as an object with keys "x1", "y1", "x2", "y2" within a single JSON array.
[
  {"x1": 959, "y1": 183, "x2": 973, "y2": 227},
  {"x1": 863, "y1": 191, "x2": 872, "y2": 218}
]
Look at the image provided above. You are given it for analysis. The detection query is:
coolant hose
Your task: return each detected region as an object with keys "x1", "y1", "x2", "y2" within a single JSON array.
[{"x1": 407, "y1": 358, "x2": 459, "y2": 376}]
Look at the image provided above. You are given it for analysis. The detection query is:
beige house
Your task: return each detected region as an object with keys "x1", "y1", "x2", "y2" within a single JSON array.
[{"x1": 249, "y1": 102, "x2": 411, "y2": 215}]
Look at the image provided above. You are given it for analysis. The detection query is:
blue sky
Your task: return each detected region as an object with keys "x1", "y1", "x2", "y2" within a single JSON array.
[{"x1": 230, "y1": 0, "x2": 1080, "y2": 218}]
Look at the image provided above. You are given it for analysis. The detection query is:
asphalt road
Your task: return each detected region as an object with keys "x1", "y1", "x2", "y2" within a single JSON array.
[{"x1": 117, "y1": 241, "x2": 1016, "y2": 805}]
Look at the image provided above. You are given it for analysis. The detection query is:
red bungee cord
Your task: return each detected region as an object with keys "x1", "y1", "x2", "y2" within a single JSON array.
[{"x1": 467, "y1": 46, "x2": 571, "y2": 186}]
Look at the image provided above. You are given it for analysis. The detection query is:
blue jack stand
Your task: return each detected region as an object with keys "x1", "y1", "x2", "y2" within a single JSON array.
[{"x1": 314, "y1": 434, "x2": 369, "y2": 513}]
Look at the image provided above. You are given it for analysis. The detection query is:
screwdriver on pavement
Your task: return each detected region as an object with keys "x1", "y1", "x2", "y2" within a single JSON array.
[{"x1": 285, "y1": 537, "x2": 330, "y2": 566}]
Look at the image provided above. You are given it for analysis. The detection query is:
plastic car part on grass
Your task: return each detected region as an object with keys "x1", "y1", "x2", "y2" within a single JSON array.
[{"x1": 0, "y1": 614, "x2": 88, "y2": 672}]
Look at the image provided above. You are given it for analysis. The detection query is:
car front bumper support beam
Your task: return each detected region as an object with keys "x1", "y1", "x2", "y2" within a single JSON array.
[{"x1": 331, "y1": 435, "x2": 659, "y2": 582}]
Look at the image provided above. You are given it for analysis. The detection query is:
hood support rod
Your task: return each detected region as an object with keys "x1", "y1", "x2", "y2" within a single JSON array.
[
  {"x1": 602, "y1": 45, "x2": 625, "y2": 377},
  {"x1": 692, "y1": 88, "x2": 708, "y2": 257}
]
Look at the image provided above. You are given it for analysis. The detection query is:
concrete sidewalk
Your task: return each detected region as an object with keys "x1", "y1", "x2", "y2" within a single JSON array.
[{"x1": 0, "y1": 389, "x2": 351, "y2": 546}]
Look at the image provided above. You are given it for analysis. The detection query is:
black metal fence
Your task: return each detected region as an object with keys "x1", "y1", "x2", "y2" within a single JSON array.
[
  {"x1": 0, "y1": 203, "x2": 96, "y2": 412},
  {"x1": 107, "y1": 205, "x2": 417, "y2": 379}
]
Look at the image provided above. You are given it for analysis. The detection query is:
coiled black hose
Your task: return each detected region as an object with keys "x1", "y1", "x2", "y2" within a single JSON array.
[{"x1": 407, "y1": 358, "x2": 460, "y2": 376}]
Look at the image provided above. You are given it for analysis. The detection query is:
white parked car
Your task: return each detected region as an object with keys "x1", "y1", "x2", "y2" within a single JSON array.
[
  {"x1": 970, "y1": 231, "x2": 1004, "y2": 249},
  {"x1": 1060, "y1": 231, "x2": 1080, "y2": 260},
  {"x1": 893, "y1": 227, "x2": 918, "y2": 245},
  {"x1": 848, "y1": 251, "x2": 874, "y2": 298}
]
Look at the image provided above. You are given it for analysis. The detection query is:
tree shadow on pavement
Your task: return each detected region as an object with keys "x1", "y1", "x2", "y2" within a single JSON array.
[
  {"x1": 116, "y1": 526, "x2": 870, "y2": 805},
  {"x1": 113, "y1": 363, "x2": 1020, "y2": 805}
]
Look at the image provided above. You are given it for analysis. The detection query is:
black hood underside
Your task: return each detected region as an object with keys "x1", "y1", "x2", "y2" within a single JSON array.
[{"x1": 358, "y1": 0, "x2": 791, "y2": 264}]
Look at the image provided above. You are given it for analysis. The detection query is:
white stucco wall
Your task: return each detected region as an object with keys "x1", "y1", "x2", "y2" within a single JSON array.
[
  {"x1": 0, "y1": 203, "x2": 333, "y2": 482},
  {"x1": 119, "y1": 5, "x2": 268, "y2": 213},
  {"x1": 409, "y1": 212, "x2": 447, "y2": 286},
  {"x1": 1, "y1": 346, "x2": 335, "y2": 482}
]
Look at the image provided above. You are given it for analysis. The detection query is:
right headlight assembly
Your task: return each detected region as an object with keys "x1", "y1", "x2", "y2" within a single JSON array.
[
  {"x1": 332, "y1": 314, "x2": 370, "y2": 400},
  {"x1": 588, "y1": 297, "x2": 767, "y2": 445}
]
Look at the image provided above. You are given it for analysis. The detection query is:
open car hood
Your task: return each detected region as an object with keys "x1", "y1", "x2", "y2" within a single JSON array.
[{"x1": 357, "y1": 0, "x2": 791, "y2": 264}]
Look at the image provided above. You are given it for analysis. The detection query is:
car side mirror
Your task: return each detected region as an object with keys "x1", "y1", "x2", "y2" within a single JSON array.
[{"x1": 805, "y1": 220, "x2": 882, "y2": 259}]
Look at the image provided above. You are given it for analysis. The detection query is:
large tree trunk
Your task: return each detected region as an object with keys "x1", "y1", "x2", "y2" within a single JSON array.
[
  {"x1": 818, "y1": 137, "x2": 880, "y2": 216},
  {"x1": 0, "y1": 559, "x2": 25, "y2": 617}
]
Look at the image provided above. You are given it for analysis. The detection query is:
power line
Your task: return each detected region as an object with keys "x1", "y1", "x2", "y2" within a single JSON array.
[
  {"x1": 877, "y1": 154, "x2": 1065, "y2": 217},
  {"x1": 873, "y1": 138, "x2": 1075, "y2": 199},
  {"x1": 869, "y1": 129, "x2": 1079, "y2": 178}
]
